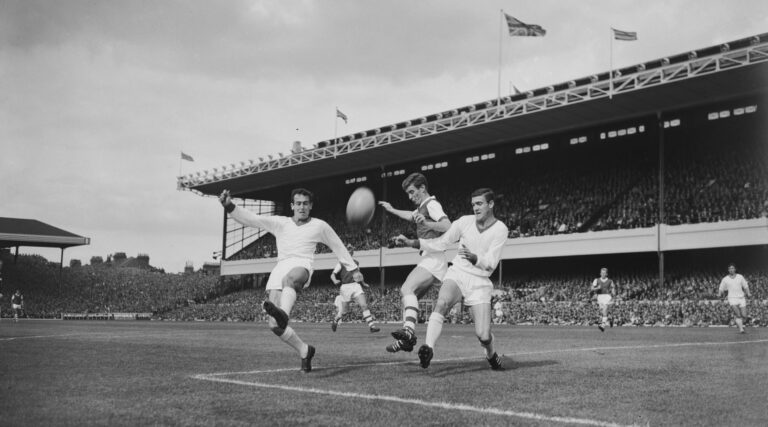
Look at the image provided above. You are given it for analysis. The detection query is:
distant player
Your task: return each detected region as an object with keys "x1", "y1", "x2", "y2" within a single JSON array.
[
  {"x1": 378, "y1": 172, "x2": 451, "y2": 353},
  {"x1": 493, "y1": 297, "x2": 504, "y2": 325},
  {"x1": 11, "y1": 289, "x2": 23, "y2": 322},
  {"x1": 395, "y1": 188, "x2": 507, "y2": 370},
  {"x1": 330, "y1": 246, "x2": 380, "y2": 333},
  {"x1": 590, "y1": 267, "x2": 615, "y2": 332},
  {"x1": 718, "y1": 263, "x2": 751, "y2": 333},
  {"x1": 219, "y1": 188, "x2": 361, "y2": 372}
]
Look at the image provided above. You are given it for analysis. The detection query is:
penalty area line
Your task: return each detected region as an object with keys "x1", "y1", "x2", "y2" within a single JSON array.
[
  {"x1": 191, "y1": 373, "x2": 632, "y2": 427},
  {"x1": 196, "y1": 337, "x2": 768, "y2": 377}
]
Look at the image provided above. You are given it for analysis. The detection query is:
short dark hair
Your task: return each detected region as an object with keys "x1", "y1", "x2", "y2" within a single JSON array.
[
  {"x1": 291, "y1": 188, "x2": 314, "y2": 203},
  {"x1": 402, "y1": 172, "x2": 428, "y2": 192},
  {"x1": 728, "y1": 262, "x2": 736, "y2": 269},
  {"x1": 471, "y1": 188, "x2": 495, "y2": 203}
]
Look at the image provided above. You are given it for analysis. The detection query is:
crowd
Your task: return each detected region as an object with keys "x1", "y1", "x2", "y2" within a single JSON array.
[
  {"x1": 230, "y1": 131, "x2": 765, "y2": 259},
  {"x1": 2, "y1": 251, "x2": 766, "y2": 328},
  {"x1": 0, "y1": 253, "x2": 225, "y2": 319}
]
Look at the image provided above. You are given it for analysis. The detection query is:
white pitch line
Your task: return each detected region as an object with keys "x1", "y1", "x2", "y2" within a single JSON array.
[
  {"x1": 191, "y1": 337, "x2": 768, "y2": 426},
  {"x1": 192, "y1": 374, "x2": 632, "y2": 427},
  {"x1": 509, "y1": 338, "x2": 768, "y2": 357},
  {"x1": 0, "y1": 332, "x2": 142, "y2": 341},
  {"x1": 198, "y1": 337, "x2": 768, "y2": 377}
]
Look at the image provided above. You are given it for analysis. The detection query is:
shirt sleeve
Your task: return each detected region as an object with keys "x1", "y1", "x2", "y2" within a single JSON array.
[
  {"x1": 320, "y1": 222, "x2": 357, "y2": 271},
  {"x1": 229, "y1": 205, "x2": 282, "y2": 233},
  {"x1": 426, "y1": 200, "x2": 448, "y2": 222},
  {"x1": 332, "y1": 263, "x2": 342, "y2": 275},
  {"x1": 419, "y1": 218, "x2": 463, "y2": 253},
  {"x1": 474, "y1": 225, "x2": 508, "y2": 273},
  {"x1": 718, "y1": 278, "x2": 726, "y2": 293}
]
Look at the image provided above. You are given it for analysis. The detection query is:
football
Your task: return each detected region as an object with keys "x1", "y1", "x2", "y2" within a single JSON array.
[{"x1": 346, "y1": 187, "x2": 376, "y2": 226}]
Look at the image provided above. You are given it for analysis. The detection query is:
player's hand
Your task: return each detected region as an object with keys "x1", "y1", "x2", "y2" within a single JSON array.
[
  {"x1": 412, "y1": 213, "x2": 426, "y2": 224},
  {"x1": 393, "y1": 234, "x2": 409, "y2": 246},
  {"x1": 377, "y1": 201, "x2": 393, "y2": 212},
  {"x1": 352, "y1": 271, "x2": 364, "y2": 283},
  {"x1": 219, "y1": 190, "x2": 232, "y2": 207},
  {"x1": 458, "y1": 245, "x2": 478, "y2": 265}
]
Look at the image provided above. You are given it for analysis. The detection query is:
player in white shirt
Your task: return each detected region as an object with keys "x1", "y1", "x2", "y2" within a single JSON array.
[
  {"x1": 330, "y1": 246, "x2": 380, "y2": 333},
  {"x1": 395, "y1": 188, "x2": 508, "y2": 370},
  {"x1": 378, "y1": 173, "x2": 451, "y2": 353},
  {"x1": 590, "y1": 267, "x2": 616, "y2": 332},
  {"x1": 219, "y1": 188, "x2": 361, "y2": 372},
  {"x1": 717, "y1": 263, "x2": 751, "y2": 333}
]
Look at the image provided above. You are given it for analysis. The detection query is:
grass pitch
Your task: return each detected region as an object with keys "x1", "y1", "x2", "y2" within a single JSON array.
[{"x1": 1, "y1": 320, "x2": 766, "y2": 426}]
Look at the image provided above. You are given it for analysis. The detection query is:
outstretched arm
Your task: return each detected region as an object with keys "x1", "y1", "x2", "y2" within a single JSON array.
[
  {"x1": 378, "y1": 201, "x2": 415, "y2": 222},
  {"x1": 219, "y1": 190, "x2": 279, "y2": 231}
]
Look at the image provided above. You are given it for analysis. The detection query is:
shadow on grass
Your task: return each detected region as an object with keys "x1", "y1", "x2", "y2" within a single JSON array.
[{"x1": 428, "y1": 357, "x2": 559, "y2": 377}]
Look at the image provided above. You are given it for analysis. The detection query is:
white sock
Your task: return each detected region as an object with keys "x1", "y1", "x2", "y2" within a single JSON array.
[
  {"x1": 425, "y1": 312, "x2": 445, "y2": 348},
  {"x1": 280, "y1": 326, "x2": 307, "y2": 357},
  {"x1": 280, "y1": 287, "x2": 297, "y2": 315},
  {"x1": 362, "y1": 309, "x2": 375, "y2": 326}
]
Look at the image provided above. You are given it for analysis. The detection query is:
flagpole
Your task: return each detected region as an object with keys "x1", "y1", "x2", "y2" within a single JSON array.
[
  {"x1": 334, "y1": 107, "x2": 338, "y2": 159},
  {"x1": 497, "y1": 9, "x2": 504, "y2": 103},
  {"x1": 178, "y1": 151, "x2": 182, "y2": 177},
  {"x1": 609, "y1": 27, "x2": 614, "y2": 99}
]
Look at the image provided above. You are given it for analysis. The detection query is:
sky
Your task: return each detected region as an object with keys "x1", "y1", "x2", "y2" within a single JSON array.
[{"x1": 2, "y1": 0, "x2": 766, "y2": 273}]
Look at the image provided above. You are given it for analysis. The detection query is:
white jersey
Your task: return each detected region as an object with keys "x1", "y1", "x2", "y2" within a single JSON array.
[
  {"x1": 718, "y1": 274, "x2": 749, "y2": 299},
  {"x1": 230, "y1": 206, "x2": 356, "y2": 271},
  {"x1": 419, "y1": 215, "x2": 508, "y2": 278}
]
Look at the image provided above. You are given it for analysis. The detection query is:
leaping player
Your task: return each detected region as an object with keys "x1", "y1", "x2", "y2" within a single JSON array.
[
  {"x1": 590, "y1": 267, "x2": 616, "y2": 332},
  {"x1": 395, "y1": 188, "x2": 507, "y2": 370},
  {"x1": 330, "y1": 246, "x2": 380, "y2": 333},
  {"x1": 378, "y1": 172, "x2": 451, "y2": 353},
  {"x1": 718, "y1": 263, "x2": 751, "y2": 333},
  {"x1": 219, "y1": 188, "x2": 362, "y2": 372}
]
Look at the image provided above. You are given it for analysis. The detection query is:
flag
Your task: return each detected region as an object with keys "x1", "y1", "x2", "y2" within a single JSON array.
[
  {"x1": 505, "y1": 14, "x2": 546, "y2": 37},
  {"x1": 336, "y1": 108, "x2": 348, "y2": 124},
  {"x1": 612, "y1": 28, "x2": 637, "y2": 41},
  {"x1": 181, "y1": 152, "x2": 194, "y2": 162},
  {"x1": 512, "y1": 85, "x2": 521, "y2": 95}
]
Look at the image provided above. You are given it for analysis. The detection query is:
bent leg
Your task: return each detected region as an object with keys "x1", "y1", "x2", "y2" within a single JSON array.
[
  {"x1": 424, "y1": 280, "x2": 462, "y2": 349},
  {"x1": 400, "y1": 266, "x2": 438, "y2": 333}
]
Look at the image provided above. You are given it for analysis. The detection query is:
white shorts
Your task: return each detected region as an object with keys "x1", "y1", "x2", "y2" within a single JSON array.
[
  {"x1": 442, "y1": 267, "x2": 493, "y2": 306},
  {"x1": 338, "y1": 283, "x2": 364, "y2": 303},
  {"x1": 597, "y1": 294, "x2": 613, "y2": 306},
  {"x1": 728, "y1": 297, "x2": 746, "y2": 308},
  {"x1": 12, "y1": 304, "x2": 22, "y2": 310},
  {"x1": 265, "y1": 258, "x2": 313, "y2": 291},
  {"x1": 417, "y1": 252, "x2": 448, "y2": 281}
]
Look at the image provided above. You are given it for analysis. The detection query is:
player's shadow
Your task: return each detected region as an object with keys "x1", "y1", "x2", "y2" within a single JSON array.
[{"x1": 428, "y1": 357, "x2": 558, "y2": 377}]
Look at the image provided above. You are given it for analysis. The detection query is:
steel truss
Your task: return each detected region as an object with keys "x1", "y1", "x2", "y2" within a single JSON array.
[{"x1": 178, "y1": 34, "x2": 768, "y2": 191}]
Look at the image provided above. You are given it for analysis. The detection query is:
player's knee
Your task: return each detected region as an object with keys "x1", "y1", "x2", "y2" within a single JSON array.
[
  {"x1": 270, "y1": 325, "x2": 285, "y2": 336},
  {"x1": 478, "y1": 335, "x2": 493, "y2": 346},
  {"x1": 433, "y1": 299, "x2": 452, "y2": 316}
]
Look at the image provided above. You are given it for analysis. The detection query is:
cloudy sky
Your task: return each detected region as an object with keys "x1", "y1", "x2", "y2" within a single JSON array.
[{"x1": 2, "y1": 0, "x2": 766, "y2": 272}]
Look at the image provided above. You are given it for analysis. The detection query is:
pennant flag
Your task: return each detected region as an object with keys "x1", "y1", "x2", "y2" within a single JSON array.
[
  {"x1": 512, "y1": 85, "x2": 521, "y2": 95},
  {"x1": 336, "y1": 108, "x2": 348, "y2": 124},
  {"x1": 612, "y1": 28, "x2": 637, "y2": 41},
  {"x1": 505, "y1": 14, "x2": 546, "y2": 37},
  {"x1": 181, "y1": 152, "x2": 194, "y2": 162}
]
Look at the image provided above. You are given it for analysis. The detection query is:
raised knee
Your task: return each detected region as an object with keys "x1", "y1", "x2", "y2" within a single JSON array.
[
  {"x1": 478, "y1": 336, "x2": 492, "y2": 346},
  {"x1": 270, "y1": 326, "x2": 285, "y2": 336}
]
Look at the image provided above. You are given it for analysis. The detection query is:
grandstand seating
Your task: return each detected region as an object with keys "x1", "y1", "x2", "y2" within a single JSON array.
[{"x1": 231, "y1": 121, "x2": 766, "y2": 258}]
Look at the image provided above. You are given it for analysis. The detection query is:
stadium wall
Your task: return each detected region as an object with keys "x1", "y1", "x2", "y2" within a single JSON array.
[{"x1": 219, "y1": 217, "x2": 768, "y2": 275}]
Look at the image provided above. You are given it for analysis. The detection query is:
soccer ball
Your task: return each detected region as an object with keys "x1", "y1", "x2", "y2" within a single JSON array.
[{"x1": 346, "y1": 187, "x2": 376, "y2": 226}]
